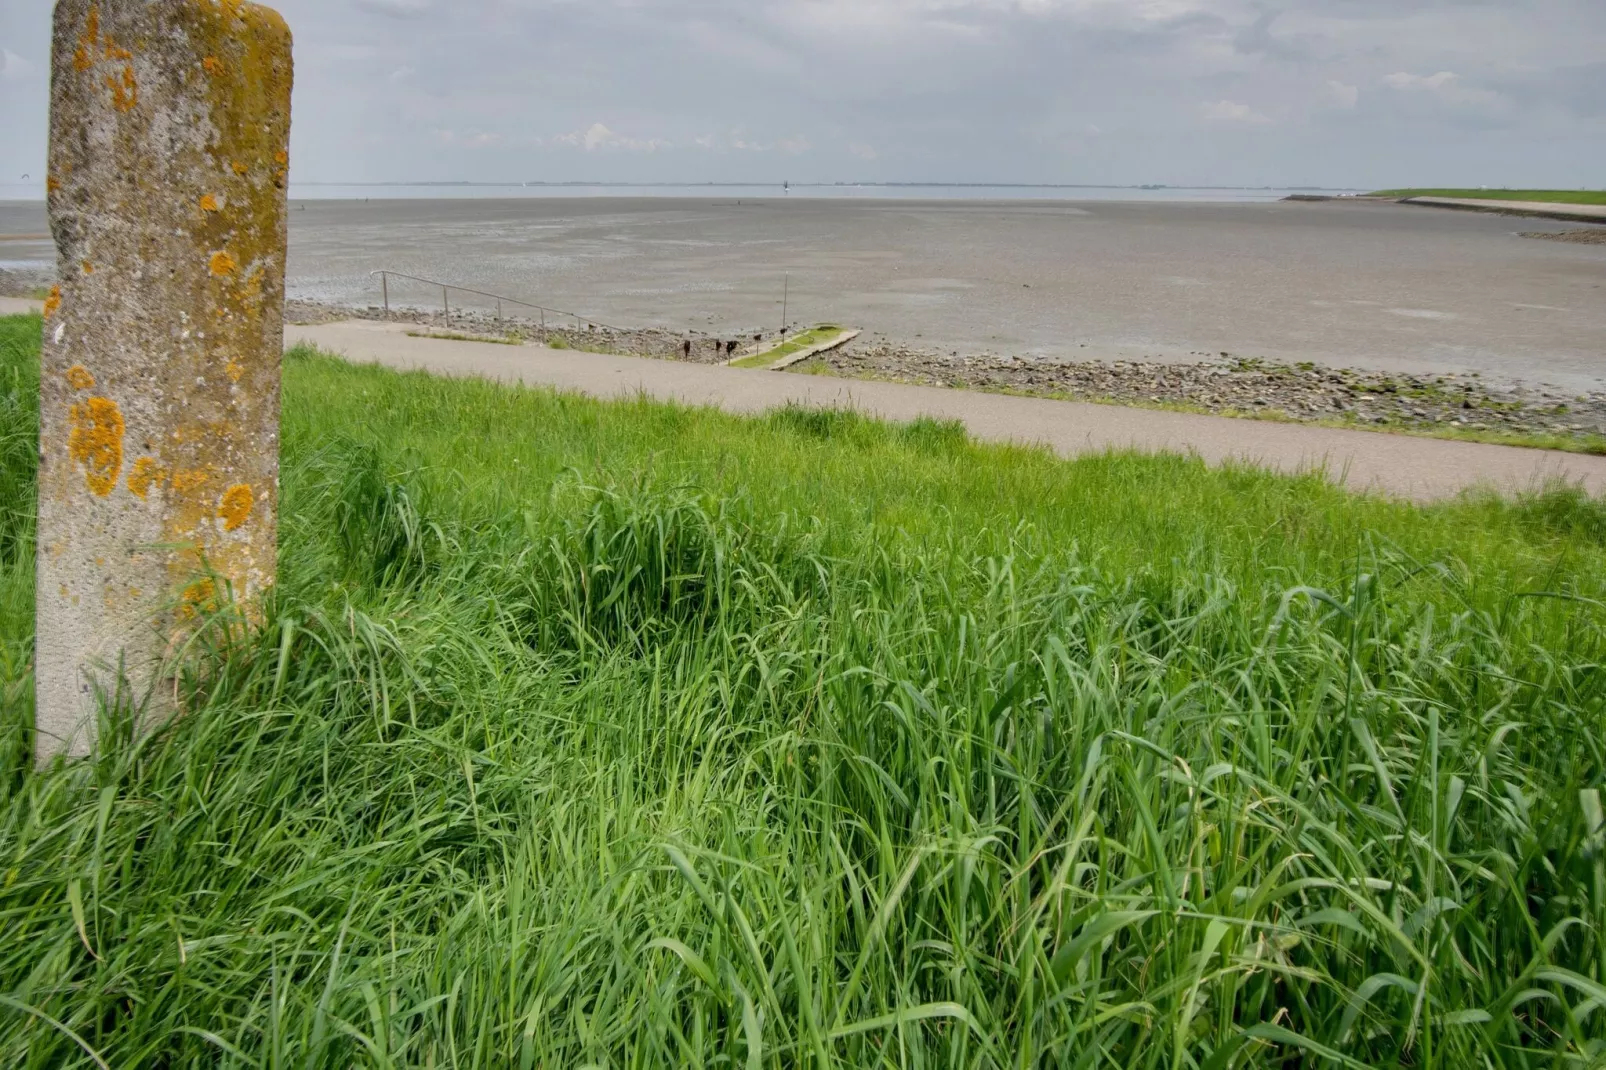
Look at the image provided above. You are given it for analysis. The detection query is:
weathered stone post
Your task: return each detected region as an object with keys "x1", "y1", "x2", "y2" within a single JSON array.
[{"x1": 37, "y1": 0, "x2": 293, "y2": 764}]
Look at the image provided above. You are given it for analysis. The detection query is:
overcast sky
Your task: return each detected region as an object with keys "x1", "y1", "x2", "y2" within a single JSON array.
[{"x1": 1, "y1": 0, "x2": 1602, "y2": 190}]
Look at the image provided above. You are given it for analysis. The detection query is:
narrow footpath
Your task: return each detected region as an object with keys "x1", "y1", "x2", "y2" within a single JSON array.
[{"x1": 288, "y1": 320, "x2": 1606, "y2": 502}]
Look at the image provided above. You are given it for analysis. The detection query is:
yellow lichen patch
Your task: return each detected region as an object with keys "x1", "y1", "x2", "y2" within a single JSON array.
[
  {"x1": 74, "y1": 5, "x2": 101, "y2": 71},
  {"x1": 43, "y1": 285, "x2": 61, "y2": 320},
  {"x1": 275, "y1": 149, "x2": 289, "y2": 166},
  {"x1": 225, "y1": 361, "x2": 245, "y2": 383},
  {"x1": 209, "y1": 250, "x2": 238, "y2": 277},
  {"x1": 47, "y1": 175, "x2": 61, "y2": 194},
  {"x1": 218, "y1": 484, "x2": 254, "y2": 531},
  {"x1": 202, "y1": 55, "x2": 225, "y2": 76},
  {"x1": 81, "y1": 261, "x2": 94, "y2": 275},
  {"x1": 237, "y1": 265, "x2": 265, "y2": 312},
  {"x1": 178, "y1": 578, "x2": 220, "y2": 622},
  {"x1": 231, "y1": 160, "x2": 249, "y2": 176},
  {"x1": 65, "y1": 365, "x2": 96, "y2": 391},
  {"x1": 170, "y1": 468, "x2": 213, "y2": 494},
  {"x1": 127, "y1": 457, "x2": 167, "y2": 500},
  {"x1": 108, "y1": 64, "x2": 138, "y2": 112},
  {"x1": 67, "y1": 396, "x2": 125, "y2": 497},
  {"x1": 200, "y1": 193, "x2": 220, "y2": 212}
]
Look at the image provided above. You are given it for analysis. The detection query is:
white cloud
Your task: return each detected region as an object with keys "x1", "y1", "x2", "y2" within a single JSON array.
[
  {"x1": 849, "y1": 142, "x2": 880, "y2": 160},
  {"x1": 389, "y1": 66, "x2": 416, "y2": 83},
  {"x1": 777, "y1": 135, "x2": 813, "y2": 155},
  {"x1": 1384, "y1": 71, "x2": 1459, "y2": 92},
  {"x1": 1200, "y1": 99, "x2": 1271, "y2": 124},
  {"x1": 556, "y1": 123, "x2": 671, "y2": 152},
  {"x1": 1327, "y1": 80, "x2": 1359, "y2": 109},
  {"x1": 1381, "y1": 70, "x2": 1504, "y2": 113},
  {"x1": 1, "y1": 49, "x2": 36, "y2": 82}
]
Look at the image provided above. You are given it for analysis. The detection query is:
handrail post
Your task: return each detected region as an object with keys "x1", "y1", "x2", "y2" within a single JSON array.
[
  {"x1": 381, "y1": 271, "x2": 389, "y2": 317},
  {"x1": 443, "y1": 285, "x2": 449, "y2": 317}
]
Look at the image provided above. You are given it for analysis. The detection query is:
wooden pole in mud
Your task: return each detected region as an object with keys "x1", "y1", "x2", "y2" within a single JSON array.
[{"x1": 37, "y1": 0, "x2": 293, "y2": 765}]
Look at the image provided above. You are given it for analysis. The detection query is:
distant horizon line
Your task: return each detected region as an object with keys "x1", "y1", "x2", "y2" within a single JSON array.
[{"x1": 286, "y1": 181, "x2": 1366, "y2": 191}]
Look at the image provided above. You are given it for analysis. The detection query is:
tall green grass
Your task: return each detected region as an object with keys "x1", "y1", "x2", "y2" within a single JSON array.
[
  {"x1": 0, "y1": 315, "x2": 38, "y2": 778},
  {"x1": 1, "y1": 316, "x2": 1604, "y2": 1066}
]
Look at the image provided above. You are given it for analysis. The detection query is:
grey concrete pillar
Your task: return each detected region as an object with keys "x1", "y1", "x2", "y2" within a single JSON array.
[{"x1": 37, "y1": 0, "x2": 293, "y2": 764}]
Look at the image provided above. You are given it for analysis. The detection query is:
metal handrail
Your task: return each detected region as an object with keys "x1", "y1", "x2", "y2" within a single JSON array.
[{"x1": 369, "y1": 270, "x2": 625, "y2": 333}]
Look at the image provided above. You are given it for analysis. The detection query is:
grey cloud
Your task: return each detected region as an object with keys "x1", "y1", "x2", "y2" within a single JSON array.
[
  {"x1": 351, "y1": 0, "x2": 435, "y2": 17},
  {"x1": 0, "y1": 0, "x2": 1601, "y2": 190},
  {"x1": 1233, "y1": 11, "x2": 1311, "y2": 61}
]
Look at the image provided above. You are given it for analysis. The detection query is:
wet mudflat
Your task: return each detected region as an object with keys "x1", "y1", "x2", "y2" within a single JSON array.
[
  {"x1": 4, "y1": 195, "x2": 1604, "y2": 390},
  {"x1": 269, "y1": 196, "x2": 1606, "y2": 391}
]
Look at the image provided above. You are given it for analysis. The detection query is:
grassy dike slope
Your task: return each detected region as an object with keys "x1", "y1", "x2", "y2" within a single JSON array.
[
  {"x1": 2, "y1": 311, "x2": 1606, "y2": 1066},
  {"x1": 1371, "y1": 188, "x2": 1606, "y2": 206}
]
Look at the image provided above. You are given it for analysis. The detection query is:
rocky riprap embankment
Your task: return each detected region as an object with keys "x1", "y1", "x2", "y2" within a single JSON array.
[
  {"x1": 0, "y1": 267, "x2": 53, "y2": 297},
  {"x1": 809, "y1": 341, "x2": 1606, "y2": 441},
  {"x1": 1522, "y1": 229, "x2": 1606, "y2": 246},
  {"x1": 285, "y1": 300, "x2": 776, "y2": 366}
]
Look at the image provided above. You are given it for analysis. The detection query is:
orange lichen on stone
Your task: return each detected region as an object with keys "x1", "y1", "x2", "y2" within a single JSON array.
[
  {"x1": 81, "y1": 261, "x2": 94, "y2": 275},
  {"x1": 47, "y1": 175, "x2": 61, "y2": 194},
  {"x1": 74, "y1": 5, "x2": 101, "y2": 71},
  {"x1": 199, "y1": 193, "x2": 220, "y2": 212},
  {"x1": 218, "y1": 484, "x2": 254, "y2": 531},
  {"x1": 202, "y1": 55, "x2": 224, "y2": 76},
  {"x1": 43, "y1": 285, "x2": 62, "y2": 320},
  {"x1": 170, "y1": 468, "x2": 213, "y2": 494},
  {"x1": 78, "y1": 6, "x2": 139, "y2": 112},
  {"x1": 65, "y1": 365, "x2": 96, "y2": 391},
  {"x1": 225, "y1": 361, "x2": 245, "y2": 382},
  {"x1": 178, "y1": 578, "x2": 220, "y2": 622},
  {"x1": 209, "y1": 250, "x2": 238, "y2": 277},
  {"x1": 231, "y1": 160, "x2": 249, "y2": 175},
  {"x1": 68, "y1": 396, "x2": 126, "y2": 497},
  {"x1": 127, "y1": 457, "x2": 167, "y2": 500},
  {"x1": 237, "y1": 265, "x2": 265, "y2": 311},
  {"x1": 275, "y1": 150, "x2": 289, "y2": 165},
  {"x1": 108, "y1": 65, "x2": 139, "y2": 112}
]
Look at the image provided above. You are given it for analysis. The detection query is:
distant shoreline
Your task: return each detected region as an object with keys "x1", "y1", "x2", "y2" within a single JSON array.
[{"x1": 0, "y1": 182, "x2": 1366, "y2": 204}]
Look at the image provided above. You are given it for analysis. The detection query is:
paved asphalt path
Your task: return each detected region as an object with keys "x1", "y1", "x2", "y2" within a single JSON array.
[{"x1": 286, "y1": 319, "x2": 1606, "y2": 502}]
